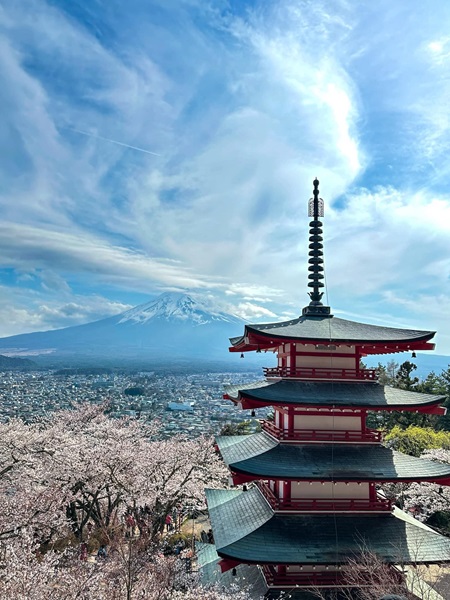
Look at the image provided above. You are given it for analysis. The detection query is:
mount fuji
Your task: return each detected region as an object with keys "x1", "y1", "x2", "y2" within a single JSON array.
[{"x1": 0, "y1": 293, "x2": 254, "y2": 367}]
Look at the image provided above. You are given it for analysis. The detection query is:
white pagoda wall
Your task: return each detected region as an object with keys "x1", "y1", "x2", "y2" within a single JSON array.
[
  {"x1": 287, "y1": 565, "x2": 336, "y2": 573},
  {"x1": 275, "y1": 411, "x2": 282, "y2": 428},
  {"x1": 290, "y1": 481, "x2": 369, "y2": 499},
  {"x1": 294, "y1": 355, "x2": 355, "y2": 369},
  {"x1": 278, "y1": 343, "x2": 358, "y2": 370},
  {"x1": 293, "y1": 414, "x2": 361, "y2": 431}
]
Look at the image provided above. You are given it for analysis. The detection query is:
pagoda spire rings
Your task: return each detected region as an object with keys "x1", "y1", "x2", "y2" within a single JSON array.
[{"x1": 302, "y1": 178, "x2": 331, "y2": 317}]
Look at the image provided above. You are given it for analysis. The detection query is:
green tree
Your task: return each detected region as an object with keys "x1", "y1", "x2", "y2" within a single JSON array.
[
  {"x1": 415, "y1": 371, "x2": 446, "y2": 394},
  {"x1": 394, "y1": 361, "x2": 419, "y2": 390},
  {"x1": 219, "y1": 420, "x2": 255, "y2": 436},
  {"x1": 124, "y1": 386, "x2": 146, "y2": 397},
  {"x1": 436, "y1": 365, "x2": 450, "y2": 430},
  {"x1": 375, "y1": 360, "x2": 399, "y2": 386}
]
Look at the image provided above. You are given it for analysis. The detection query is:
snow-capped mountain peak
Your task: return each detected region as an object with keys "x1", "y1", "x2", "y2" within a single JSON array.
[
  {"x1": 117, "y1": 292, "x2": 243, "y2": 326},
  {"x1": 0, "y1": 291, "x2": 249, "y2": 362}
]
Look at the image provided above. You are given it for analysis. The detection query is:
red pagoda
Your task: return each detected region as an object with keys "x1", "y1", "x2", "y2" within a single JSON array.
[{"x1": 205, "y1": 179, "x2": 450, "y2": 599}]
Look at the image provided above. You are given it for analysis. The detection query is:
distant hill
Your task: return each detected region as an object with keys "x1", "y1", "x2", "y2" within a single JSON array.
[
  {"x1": 0, "y1": 293, "x2": 266, "y2": 369},
  {"x1": 0, "y1": 354, "x2": 37, "y2": 370}
]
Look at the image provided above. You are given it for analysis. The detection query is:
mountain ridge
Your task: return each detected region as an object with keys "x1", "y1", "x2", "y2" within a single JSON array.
[
  {"x1": 0, "y1": 293, "x2": 448, "y2": 376},
  {"x1": 0, "y1": 292, "x2": 248, "y2": 364}
]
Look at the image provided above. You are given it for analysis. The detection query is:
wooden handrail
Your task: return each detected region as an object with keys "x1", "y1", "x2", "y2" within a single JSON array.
[
  {"x1": 263, "y1": 366, "x2": 378, "y2": 381},
  {"x1": 256, "y1": 481, "x2": 393, "y2": 512},
  {"x1": 262, "y1": 564, "x2": 404, "y2": 587},
  {"x1": 262, "y1": 420, "x2": 383, "y2": 443},
  {"x1": 262, "y1": 565, "x2": 344, "y2": 586}
]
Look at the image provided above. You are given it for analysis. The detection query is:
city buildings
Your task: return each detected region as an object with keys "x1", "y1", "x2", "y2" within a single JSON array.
[{"x1": 0, "y1": 369, "x2": 263, "y2": 438}]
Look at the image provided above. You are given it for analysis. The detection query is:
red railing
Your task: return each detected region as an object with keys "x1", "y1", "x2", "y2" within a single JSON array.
[
  {"x1": 262, "y1": 420, "x2": 383, "y2": 443},
  {"x1": 262, "y1": 565, "x2": 344, "y2": 587},
  {"x1": 263, "y1": 367, "x2": 378, "y2": 381},
  {"x1": 262, "y1": 565, "x2": 404, "y2": 587},
  {"x1": 256, "y1": 481, "x2": 393, "y2": 513}
]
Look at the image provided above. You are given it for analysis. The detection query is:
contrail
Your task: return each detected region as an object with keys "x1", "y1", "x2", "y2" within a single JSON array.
[{"x1": 66, "y1": 127, "x2": 162, "y2": 156}]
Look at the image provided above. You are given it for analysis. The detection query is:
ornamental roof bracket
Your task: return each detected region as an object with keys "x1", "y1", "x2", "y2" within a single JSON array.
[{"x1": 302, "y1": 178, "x2": 332, "y2": 317}]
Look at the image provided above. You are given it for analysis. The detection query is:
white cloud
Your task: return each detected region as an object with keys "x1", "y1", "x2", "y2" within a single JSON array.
[
  {"x1": 225, "y1": 283, "x2": 284, "y2": 299},
  {"x1": 323, "y1": 185, "x2": 450, "y2": 302},
  {"x1": 0, "y1": 286, "x2": 131, "y2": 336},
  {"x1": 0, "y1": 223, "x2": 225, "y2": 292},
  {"x1": 233, "y1": 302, "x2": 278, "y2": 321},
  {"x1": 0, "y1": 0, "x2": 450, "y2": 353}
]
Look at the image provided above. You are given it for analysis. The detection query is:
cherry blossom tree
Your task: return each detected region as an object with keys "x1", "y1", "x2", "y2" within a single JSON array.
[
  {"x1": 0, "y1": 403, "x2": 226, "y2": 542},
  {"x1": 383, "y1": 449, "x2": 450, "y2": 526},
  {"x1": 1, "y1": 530, "x2": 245, "y2": 600},
  {"x1": 0, "y1": 404, "x2": 229, "y2": 599},
  {"x1": 0, "y1": 418, "x2": 68, "y2": 544},
  {"x1": 311, "y1": 547, "x2": 447, "y2": 600}
]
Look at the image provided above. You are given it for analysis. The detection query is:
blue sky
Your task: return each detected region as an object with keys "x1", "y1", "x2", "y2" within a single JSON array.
[{"x1": 1, "y1": 0, "x2": 450, "y2": 353}]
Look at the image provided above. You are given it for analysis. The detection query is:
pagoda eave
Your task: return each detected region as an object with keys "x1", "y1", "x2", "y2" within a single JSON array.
[
  {"x1": 226, "y1": 394, "x2": 446, "y2": 415},
  {"x1": 229, "y1": 315, "x2": 436, "y2": 353},
  {"x1": 223, "y1": 380, "x2": 447, "y2": 412},
  {"x1": 229, "y1": 334, "x2": 435, "y2": 355},
  {"x1": 230, "y1": 471, "x2": 450, "y2": 486},
  {"x1": 216, "y1": 434, "x2": 450, "y2": 483},
  {"x1": 216, "y1": 550, "x2": 447, "y2": 569},
  {"x1": 206, "y1": 488, "x2": 450, "y2": 567}
]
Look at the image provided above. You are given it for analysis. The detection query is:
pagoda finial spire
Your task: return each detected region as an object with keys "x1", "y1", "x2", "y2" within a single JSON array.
[{"x1": 302, "y1": 178, "x2": 332, "y2": 317}]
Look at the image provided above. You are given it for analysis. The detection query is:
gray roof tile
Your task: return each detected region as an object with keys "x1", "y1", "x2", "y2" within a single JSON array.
[
  {"x1": 216, "y1": 433, "x2": 450, "y2": 481},
  {"x1": 207, "y1": 488, "x2": 450, "y2": 565},
  {"x1": 231, "y1": 315, "x2": 434, "y2": 345},
  {"x1": 224, "y1": 380, "x2": 445, "y2": 408}
]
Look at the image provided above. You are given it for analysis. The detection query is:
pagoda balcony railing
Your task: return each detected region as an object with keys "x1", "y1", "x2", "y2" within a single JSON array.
[
  {"x1": 263, "y1": 366, "x2": 378, "y2": 381},
  {"x1": 262, "y1": 564, "x2": 404, "y2": 588},
  {"x1": 256, "y1": 481, "x2": 393, "y2": 513},
  {"x1": 262, "y1": 565, "x2": 344, "y2": 587},
  {"x1": 262, "y1": 420, "x2": 383, "y2": 443}
]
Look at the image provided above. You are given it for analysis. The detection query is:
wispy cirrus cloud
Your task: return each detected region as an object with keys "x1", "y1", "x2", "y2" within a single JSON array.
[
  {"x1": 0, "y1": 0, "x2": 450, "y2": 350},
  {"x1": 0, "y1": 223, "x2": 225, "y2": 292}
]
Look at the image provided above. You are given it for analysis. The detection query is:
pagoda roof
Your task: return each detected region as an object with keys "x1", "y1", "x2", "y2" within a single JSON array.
[
  {"x1": 224, "y1": 379, "x2": 445, "y2": 410},
  {"x1": 206, "y1": 487, "x2": 450, "y2": 565},
  {"x1": 230, "y1": 315, "x2": 435, "y2": 352},
  {"x1": 216, "y1": 433, "x2": 450, "y2": 482},
  {"x1": 197, "y1": 542, "x2": 267, "y2": 598}
]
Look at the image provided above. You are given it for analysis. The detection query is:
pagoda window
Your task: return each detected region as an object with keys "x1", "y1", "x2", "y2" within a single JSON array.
[{"x1": 273, "y1": 407, "x2": 291, "y2": 431}]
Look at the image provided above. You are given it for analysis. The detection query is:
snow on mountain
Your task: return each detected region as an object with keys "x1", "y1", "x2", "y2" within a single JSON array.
[
  {"x1": 118, "y1": 292, "x2": 242, "y2": 326},
  {"x1": 0, "y1": 292, "x2": 248, "y2": 365}
]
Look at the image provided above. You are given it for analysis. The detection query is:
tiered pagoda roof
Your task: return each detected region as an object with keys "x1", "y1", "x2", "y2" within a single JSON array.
[
  {"x1": 224, "y1": 379, "x2": 446, "y2": 411},
  {"x1": 230, "y1": 317, "x2": 435, "y2": 354},
  {"x1": 216, "y1": 433, "x2": 450, "y2": 483},
  {"x1": 206, "y1": 487, "x2": 450, "y2": 565}
]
